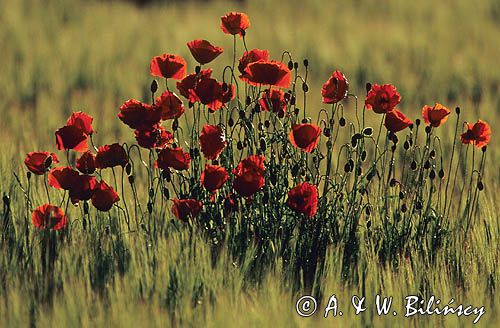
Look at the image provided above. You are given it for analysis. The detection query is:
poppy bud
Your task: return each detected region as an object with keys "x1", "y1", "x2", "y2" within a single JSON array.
[
  {"x1": 429, "y1": 150, "x2": 436, "y2": 158},
  {"x1": 290, "y1": 96, "x2": 296, "y2": 106},
  {"x1": 363, "y1": 127, "x2": 373, "y2": 136},
  {"x1": 161, "y1": 169, "x2": 171, "y2": 181},
  {"x1": 237, "y1": 141, "x2": 244, "y2": 150},
  {"x1": 424, "y1": 160, "x2": 430, "y2": 170},
  {"x1": 253, "y1": 103, "x2": 261, "y2": 113},
  {"x1": 172, "y1": 143, "x2": 178, "y2": 148},
  {"x1": 239, "y1": 110, "x2": 245, "y2": 119},
  {"x1": 323, "y1": 128, "x2": 331, "y2": 137},
  {"x1": 455, "y1": 107, "x2": 460, "y2": 115},
  {"x1": 339, "y1": 117, "x2": 346, "y2": 127},
  {"x1": 399, "y1": 191, "x2": 404, "y2": 199},
  {"x1": 150, "y1": 80, "x2": 158, "y2": 93},
  {"x1": 287, "y1": 61, "x2": 293, "y2": 70},
  {"x1": 303, "y1": 59, "x2": 309, "y2": 67},
  {"x1": 482, "y1": 146, "x2": 487, "y2": 153},
  {"x1": 220, "y1": 82, "x2": 228, "y2": 92},
  {"x1": 125, "y1": 163, "x2": 132, "y2": 175},
  {"x1": 128, "y1": 174, "x2": 135, "y2": 184},
  {"x1": 425, "y1": 126, "x2": 432, "y2": 134},
  {"x1": 409, "y1": 124, "x2": 414, "y2": 130},
  {"x1": 401, "y1": 204, "x2": 407, "y2": 213},
  {"x1": 351, "y1": 135, "x2": 358, "y2": 148},
  {"x1": 392, "y1": 134, "x2": 399, "y2": 145},
  {"x1": 478, "y1": 180, "x2": 484, "y2": 191},
  {"x1": 429, "y1": 170, "x2": 436, "y2": 180},
  {"x1": 245, "y1": 96, "x2": 251, "y2": 105},
  {"x1": 293, "y1": 62, "x2": 299, "y2": 70},
  {"x1": 291, "y1": 164, "x2": 300, "y2": 177},
  {"x1": 270, "y1": 171, "x2": 277, "y2": 186},
  {"x1": 195, "y1": 65, "x2": 201, "y2": 74},
  {"x1": 149, "y1": 188, "x2": 155, "y2": 198},
  {"x1": 83, "y1": 201, "x2": 89, "y2": 215},
  {"x1": 302, "y1": 82, "x2": 309, "y2": 93},
  {"x1": 26, "y1": 171, "x2": 31, "y2": 180},
  {"x1": 356, "y1": 167, "x2": 362, "y2": 176},
  {"x1": 403, "y1": 141, "x2": 410, "y2": 150},
  {"x1": 361, "y1": 150, "x2": 367, "y2": 161},
  {"x1": 147, "y1": 202, "x2": 153, "y2": 214},
  {"x1": 365, "y1": 82, "x2": 372, "y2": 94},
  {"x1": 438, "y1": 169, "x2": 445, "y2": 179},
  {"x1": 2, "y1": 194, "x2": 10, "y2": 208},
  {"x1": 390, "y1": 178, "x2": 397, "y2": 187},
  {"x1": 172, "y1": 119, "x2": 179, "y2": 131},
  {"x1": 241, "y1": 30, "x2": 246, "y2": 37},
  {"x1": 415, "y1": 119, "x2": 421, "y2": 127},
  {"x1": 228, "y1": 117, "x2": 234, "y2": 127},
  {"x1": 264, "y1": 120, "x2": 270, "y2": 128},
  {"x1": 410, "y1": 160, "x2": 417, "y2": 171},
  {"x1": 163, "y1": 187, "x2": 170, "y2": 199},
  {"x1": 301, "y1": 118, "x2": 308, "y2": 124},
  {"x1": 344, "y1": 162, "x2": 352, "y2": 173},
  {"x1": 416, "y1": 201, "x2": 423, "y2": 210},
  {"x1": 260, "y1": 138, "x2": 266, "y2": 151},
  {"x1": 105, "y1": 226, "x2": 110, "y2": 235}
]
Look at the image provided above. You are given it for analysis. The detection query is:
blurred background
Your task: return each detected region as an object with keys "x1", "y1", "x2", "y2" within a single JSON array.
[{"x1": 0, "y1": 0, "x2": 499, "y2": 179}]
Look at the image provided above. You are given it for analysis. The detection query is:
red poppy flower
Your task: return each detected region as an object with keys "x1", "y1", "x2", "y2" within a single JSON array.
[
  {"x1": 67, "y1": 111, "x2": 94, "y2": 135},
  {"x1": 192, "y1": 77, "x2": 234, "y2": 111},
  {"x1": 176, "y1": 68, "x2": 213, "y2": 103},
  {"x1": 238, "y1": 49, "x2": 269, "y2": 79},
  {"x1": 76, "y1": 151, "x2": 96, "y2": 174},
  {"x1": 95, "y1": 143, "x2": 129, "y2": 169},
  {"x1": 91, "y1": 180, "x2": 119, "y2": 212},
  {"x1": 150, "y1": 54, "x2": 187, "y2": 80},
  {"x1": 171, "y1": 198, "x2": 203, "y2": 222},
  {"x1": 156, "y1": 147, "x2": 191, "y2": 171},
  {"x1": 220, "y1": 12, "x2": 250, "y2": 36},
  {"x1": 187, "y1": 39, "x2": 224, "y2": 65},
  {"x1": 460, "y1": 120, "x2": 491, "y2": 148},
  {"x1": 244, "y1": 60, "x2": 291, "y2": 88},
  {"x1": 322, "y1": 70, "x2": 349, "y2": 104},
  {"x1": 24, "y1": 152, "x2": 59, "y2": 175},
  {"x1": 286, "y1": 182, "x2": 319, "y2": 217},
  {"x1": 422, "y1": 103, "x2": 451, "y2": 127},
  {"x1": 365, "y1": 84, "x2": 401, "y2": 114},
  {"x1": 232, "y1": 155, "x2": 265, "y2": 197},
  {"x1": 199, "y1": 125, "x2": 227, "y2": 160},
  {"x1": 201, "y1": 164, "x2": 229, "y2": 192},
  {"x1": 48, "y1": 167, "x2": 79, "y2": 190},
  {"x1": 118, "y1": 99, "x2": 162, "y2": 131},
  {"x1": 55, "y1": 125, "x2": 88, "y2": 152},
  {"x1": 155, "y1": 91, "x2": 185, "y2": 120},
  {"x1": 259, "y1": 89, "x2": 286, "y2": 113},
  {"x1": 69, "y1": 174, "x2": 97, "y2": 204},
  {"x1": 32, "y1": 204, "x2": 68, "y2": 230},
  {"x1": 135, "y1": 125, "x2": 173, "y2": 149},
  {"x1": 289, "y1": 124, "x2": 321, "y2": 153},
  {"x1": 384, "y1": 109, "x2": 413, "y2": 133}
]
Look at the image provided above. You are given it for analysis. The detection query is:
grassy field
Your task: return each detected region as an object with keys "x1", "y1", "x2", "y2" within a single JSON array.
[{"x1": 0, "y1": 0, "x2": 499, "y2": 327}]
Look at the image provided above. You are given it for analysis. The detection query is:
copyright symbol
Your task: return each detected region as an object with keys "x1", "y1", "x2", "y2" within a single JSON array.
[{"x1": 296, "y1": 295, "x2": 317, "y2": 317}]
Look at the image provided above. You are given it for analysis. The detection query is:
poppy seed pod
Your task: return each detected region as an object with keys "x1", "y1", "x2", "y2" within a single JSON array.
[
  {"x1": 237, "y1": 141, "x2": 244, "y2": 150},
  {"x1": 26, "y1": 171, "x2": 32, "y2": 180},
  {"x1": 482, "y1": 146, "x2": 487, "y2": 153},
  {"x1": 150, "y1": 80, "x2": 158, "y2": 93}
]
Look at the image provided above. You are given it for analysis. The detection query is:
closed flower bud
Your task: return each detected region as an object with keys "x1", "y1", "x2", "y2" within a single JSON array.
[
  {"x1": 293, "y1": 62, "x2": 299, "y2": 70},
  {"x1": 424, "y1": 160, "x2": 430, "y2": 170},
  {"x1": 264, "y1": 120, "x2": 271, "y2": 128},
  {"x1": 399, "y1": 191, "x2": 404, "y2": 199},
  {"x1": 27, "y1": 171, "x2": 32, "y2": 180},
  {"x1": 228, "y1": 117, "x2": 234, "y2": 127},
  {"x1": 425, "y1": 126, "x2": 432, "y2": 134},
  {"x1": 222, "y1": 82, "x2": 228, "y2": 92},
  {"x1": 410, "y1": 160, "x2": 417, "y2": 171},
  {"x1": 363, "y1": 127, "x2": 373, "y2": 136},
  {"x1": 302, "y1": 82, "x2": 309, "y2": 93},
  {"x1": 260, "y1": 138, "x2": 266, "y2": 151},
  {"x1": 416, "y1": 201, "x2": 423, "y2": 210},
  {"x1": 163, "y1": 187, "x2": 170, "y2": 199},
  {"x1": 150, "y1": 80, "x2": 158, "y2": 93},
  {"x1": 401, "y1": 204, "x2": 407, "y2": 213},
  {"x1": 403, "y1": 141, "x2": 410, "y2": 150},
  {"x1": 237, "y1": 141, "x2": 244, "y2": 150},
  {"x1": 239, "y1": 110, "x2": 245, "y2": 119},
  {"x1": 478, "y1": 180, "x2": 484, "y2": 191},
  {"x1": 323, "y1": 128, "x2": 331, "y2": 137},
  {"x1": 301, "y1": 118, "x2": 308, "y2": 124},
  {"x1": 291, "y1": 164, "x2": 300, "y2": 177},
  {"x1": 438, "y1": 169, "x2": 445, "y2": 179},
  {"x1": 125, "y1": 163, "x2": 132, "y2": 175},
  {"x1": 291, "y1": 96, "x2": 296, "y2": 106},
  {"x1": 278, "y1": 109, "x2": 285, "y2": 118},
  {"x1": 245, "y1": 96, "x2": 251, "y2": 105},
  {"x1": 390, "y1": 178, "x2": 397, "y2": 187},
  {"x1": 303, "y1": 59, "x2": 309, "y2": 67},
  {"x1": 128, "y1": 175, "x2": 135, "y2": 184},
  {"x1": 172, "y1": 119, "x2": 179, "y2": 131},
  {"x1": 365, "y1": 82, "x2": 372, "y2": 94},
  {"x1": 339, "y1": 117, "x2": 346, "y2": 127},
  {"x1": 287, "y1": 61, "x2": 293, "y2": 70},
  {"x1": 147, "y1": 202, "x2": 153, "y2": 214},
  {"x1": 430, "y1": 150, "x2": 436, "y2": 158},
  {"x1": 455, "y1": 106, "x2": 460, "y2": 115},
  {"x1": 361, "y1": 150, "x2": 367, "y2": 161},
  {"x1": 415, "y1": 119, "x2": 421, "y2": 127},
  {"x1": 429, "y1": 170, "x2": 436, "y2": 179}
]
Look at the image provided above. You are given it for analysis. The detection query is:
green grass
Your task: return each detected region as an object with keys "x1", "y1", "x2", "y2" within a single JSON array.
[{"x1": 0, "y1": 0, "x2": 499, "y2": 326}]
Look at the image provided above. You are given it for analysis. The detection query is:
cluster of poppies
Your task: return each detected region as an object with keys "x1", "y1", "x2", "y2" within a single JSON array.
[{"x1": 24, "y1": 11, "x2": 491, "y2": 231}]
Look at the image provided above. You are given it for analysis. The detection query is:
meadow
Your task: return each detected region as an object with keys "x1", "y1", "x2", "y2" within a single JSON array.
[{"x1": 0, "y1": 0, "x2": 499, "y2": 327}]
